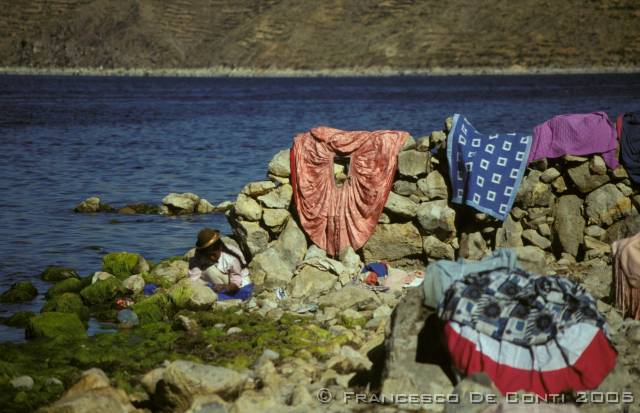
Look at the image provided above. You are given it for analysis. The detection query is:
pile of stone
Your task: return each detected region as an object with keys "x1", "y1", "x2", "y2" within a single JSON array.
[
  {"x1": 229, "y1": 119, "x2": 640, "y2": 290},
  {"x1": 73, "y1": 193, "x2": 233, "y2": 215}
]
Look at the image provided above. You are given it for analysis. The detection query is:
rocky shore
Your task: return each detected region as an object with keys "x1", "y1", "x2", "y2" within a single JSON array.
[{"x1": 2, "y1": 118, "x2": 640, "y2": 412}]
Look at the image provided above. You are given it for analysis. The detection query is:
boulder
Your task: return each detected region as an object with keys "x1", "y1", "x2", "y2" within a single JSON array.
[
  {"x1": 611, "y1": 166, "x2": 630, "y2": 180},
  {"x1": 384, "y1": 192, "x2": 418, "y2": 219},
  {"x1": 45, "y1": 277, "x2": 83, "y2": 299},
  {"x1": 168, "y1": 279, "x2": 217, "y2": 310},
  {"x1": 101, "y1": 252, "x2": 146, "y2": 280},
  {"x1": 417, "y1": 170, "x2": 448, "y2": 200},
  {"x1": 233, "y1": 220, "x2": 270, "y2": 258},
  {"x1": 261, "y1": 208, "x2": 290, "y2": 232},
  {"x1": 401, "y1": 135, "x2": 417, "y2": 150},
  {"x1": 432, "y1": 130, "x2": 447, "y2": 144},
  {"x1": 540, "y1": 167, "x2": 561, "y2": 183},
  {"x1": 40, "y1": 266, "x2": 79, "y2": 282},
  {"x1": 26, "y1": 312, "x2": 85, "y2": 340},
  {"x1": 522, "y1": 229, "x2": 551, "y2": 250},
  {"x1": 10, "y1": 375, "x2": 34, "y2": 390},
  {"x1": 42, "y1": 293, "x2": 90, "y2": 320},
  {"x1": 514, "y1": 246, "x2": 546, "y2": 275},
  {"x1": 196, "y1": 199, "x2": 216, "y2": 214},
  {"x1": 397, "y1": 150, "x2": 429, "y2": 178},
  {"x1": 257, "y1": 184, "x2": 292, "y2": 209},
  {"x1": 0, "y1": 281, "x2": 38, "y2": 303},
  {"x1": 288, "y1": 265, "x2": 337, "y2": 298},
  {"x1": 459, "y1": 232, "x2": 489, "y2": 260},
  {"x1": 91, "y1": 271, "x2": 113, "y2": 284},
  {"x1": 327, "y1": 345, "x2": 373, "y2": 373},
  {"x1": 215, "y1": 201, "x2": 234, "y2": 212},
  {"x1": 74, "y1": 196, "x2": 101, "y2": 213},
  {"x1": 248, "y1": 247, "x2": 293, "y2": 288},
  {"x1": 415, "y1": 136, "x2": 430, "y2": 152},
  {"x1": 445, "y1": 373, "x2": 499, "y2": 413},
  {"x1": 122, "y1": 274, "x2": 145, "y2": 294},
  {"x1": 162, "y1": 192, "x2": 200, "y2": 214},
  {"x1": 567, "y1": 162, "x2": 610, "y2": 193},
  {"x1": 3, "y1": 311, "x2": 35, "y2": 328},
  {"x1": 131, "y1": 294, "x2": 172, "y2": 324},
  {"x1": 516, "y1": 170, "x2": 554, "y2": 207},
  {"x1": 585, "y1": 225, "x2": 606, "y2": 240},
  {"x1": 604, "y1": 214, "x2": 640, "y2": 243},
  {"x1": 363, "y1": 222, "x2": 423, "y2": 264},
  {"x1": 150, "y1": 259, "x2": 189, "y2": 284},
  {"x1": 268, "y1": 149, "x2": 291, "y2": 178},
  {"x1": 554, "y1": 195, "x2": 585, "y2": 257},
  {"x1": 580, "y1": 265, "x2": 613, "y2": 300},
  {"x1": 318, "y1": 286, "x2": 380, "y2": 311},
  {"x1": 416, "y1": 200, "x2": 457, "y2": 238},
  {"x1": 392, "y1": 180, "x2": 417, "y2": 196},
  {"x1": 552, "y1": 176, "x2": 568, "y2": 193},
  {"x1": 590, "y1": 155, "x2": 607, "y2": 175},
  {"x1": 273, "y1": 218, "x2": 307, "y2": 269},
  {"x1": 158, "y1": 360, "x2": 248, "y2": 409},
  {"x1": 495, "y1": 215, "x2": 523, "y2": 248},
  {"x1": 585, "y1": 184, "x2": 632, "y2": 226},
  {"x1": 117, "y1": 309, "x2": 139, "y2": 328},
  {"x1": 234, "y1": 194, "x2": 263, "y2": 221},
  {"x1": 423, "y1": 235, "x2": 455, "y2": 260},
  {"x1": 241, "y1": 180, "x2": 276, "y2": 197},
  {"x1": 381, "y1": 287, "x2": 453, "y2": 412},
  {"x1": 79, "y1": 277, "x2": 123, "y2": 306},
  {"x1": 141, "y1": 368, "x2": 165, "y2": 395}
]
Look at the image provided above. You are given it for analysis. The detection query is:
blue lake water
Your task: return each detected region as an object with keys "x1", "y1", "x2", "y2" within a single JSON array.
[{"x1": 1, "y1": 73, "x2": 640, "y2": 341}]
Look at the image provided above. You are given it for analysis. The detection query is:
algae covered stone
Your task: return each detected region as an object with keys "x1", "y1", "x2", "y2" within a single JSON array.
[
  {"x1": 101, "y1": 252, "x2": 145, "y2": 280},
  {"x1": 79, "y1": 277, "x2": 123, "y2": 306},
  {"x1": 168, "y1": 279, "x2": 217, "y2": 310},
  {"x1": 149, "y1": 259, "x2": 188, "y2": 284},
  {"x1": 42, "y1": 293, "x2": 90, "y2": 321},
  {"x1": 40, "y1": 266, "x2": 79, "y2": 282},
  {"x1": 0, "y1": 281, "x2": 38, "y2": 303},
  {"x1": 132, "y1": 294, "x2": 173, "y2": 324},
  {"x1": 45, "y1": 277, "x2": 83, "y2": 299},
  {"x1": 26, "y1": 312, "x2": 85, "y2": 340},
  {"x1": 3, "y1": 311, "x2": 35, "y2": 328}
]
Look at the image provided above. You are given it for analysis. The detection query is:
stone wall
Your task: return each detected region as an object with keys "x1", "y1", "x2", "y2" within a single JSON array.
[{"x1": 227, "y1": 119, "x2": 640, "y2": 291}]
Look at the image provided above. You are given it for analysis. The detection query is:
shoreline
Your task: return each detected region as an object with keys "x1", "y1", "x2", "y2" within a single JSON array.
[{"x1": 1, "y1": 65, "x2": 640, "y2": 78}]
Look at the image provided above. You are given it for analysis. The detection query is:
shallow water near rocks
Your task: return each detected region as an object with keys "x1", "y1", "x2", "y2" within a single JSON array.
[{"x1": 1, "y1": 74, "x2": 640, "y2": 341}]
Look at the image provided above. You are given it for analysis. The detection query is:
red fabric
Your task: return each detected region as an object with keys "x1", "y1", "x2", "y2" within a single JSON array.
[
  {"x1": 617, "y1": 113, "x2": 624, "y2": 142},
  {"x1": 290, "y1": 126, "x2": 408, "y2": 256},
  {"x1": 444, "y1": 322, "x2": 617, "y2": 397}
]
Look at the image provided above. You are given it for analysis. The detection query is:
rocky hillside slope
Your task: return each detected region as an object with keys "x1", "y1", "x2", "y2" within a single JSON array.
[{"x1": 2, "y1": 0, "x2": 640, "y2": 71}]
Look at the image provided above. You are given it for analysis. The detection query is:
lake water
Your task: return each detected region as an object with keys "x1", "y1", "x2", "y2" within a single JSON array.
[{"x1": 1, "y1": 73, "x2": 640, "y2": 341}]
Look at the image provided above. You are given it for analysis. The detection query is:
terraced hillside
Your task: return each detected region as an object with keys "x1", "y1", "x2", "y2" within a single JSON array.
[{"x1": 1, "y1": 0, "x2": 639, "y2": 70}]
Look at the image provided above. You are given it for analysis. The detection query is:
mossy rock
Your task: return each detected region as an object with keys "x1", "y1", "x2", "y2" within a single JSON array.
[
  {"x1": 39, "y1": 266, "x2": 79, "y2": 282},
  {"x1": 42, "y1": 293, "x2": 90, "y2": 321},
  {"x1": 125, "y1": 203, "x2": 160, "y2": 214},
  {"x1": 79, "y1": 277, "x2": 123, "y2": 306},
  {"x1": 141, "y1": 271, "x2": 173, "y2": 290},
  {"x1": 131, "y1": 294, "x2": 173, "y2": 324},
  {"x1": 0, "y1": 281, "x2": 38, "y2": 303},
  {"x1": 102, "y1": 252, "x2": 144, "y2": 280},
  {"x1": 3, "y1": 311, "x2": 35, "y2": 328},
  {"x1": 45, "y1": 277, "x2": 83, "y2": 299},
  {"x1": 26, "y1": 312, "x2": 85, "y2": 340}
]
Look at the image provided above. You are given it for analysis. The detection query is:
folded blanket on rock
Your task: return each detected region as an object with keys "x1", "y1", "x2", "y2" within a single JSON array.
[
  {"x1": 447, "y1": 114, "x2": 532, "y2": 220},
  {"x1": 291, "y1": 126, "x2": 408, "y2": 256},
  {"x1": 528, "y1": 112, "x2": 619, "y2": 169},
  {"x1": 438, "y1": 256, "x2": 616, "y2": 396},
  {"x1": 619, "y1": 111, "x2": 640, "y2": 184}
]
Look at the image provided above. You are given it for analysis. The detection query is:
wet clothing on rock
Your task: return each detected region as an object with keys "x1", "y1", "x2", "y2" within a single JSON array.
[
  {"x1": 434, "y1": 249, "x2": 617, "y2": 397},
  {"x1": 618, "y1": 111, "x2": 640, "y2": 185},
  {"x1": 528, "y1": 112, "x2": 620, "y2": 169},
  {"x1": 612, "y1": 232, "x2": 640, "y2": 320},
  {"x1": 291, "y1": 126, "x2": 408, "y2": 256},
  {"x1": 447, "y1": 114, "x2": 532, "y2": 220},
  {"x1": 188, "y1": 244, "x2": 251, "y2": 289}
]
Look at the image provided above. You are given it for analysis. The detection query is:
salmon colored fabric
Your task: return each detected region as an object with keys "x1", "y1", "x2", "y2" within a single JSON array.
[
  {"x1": 612, "y1": 232, "x2": 640, "y2": 320},
  {"x1": 290, "y1": 126, "x2": 408, "y2": 256}
]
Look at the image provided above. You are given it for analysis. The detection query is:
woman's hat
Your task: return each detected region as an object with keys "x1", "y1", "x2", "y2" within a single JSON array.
[{"x1": 196, "y1": 228, "x2": 220, "y2": 250}]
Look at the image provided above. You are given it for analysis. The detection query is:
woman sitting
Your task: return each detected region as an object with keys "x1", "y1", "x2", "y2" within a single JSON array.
[{"x1": 188, "y1": 228, "x2": 252, "y2": 300}]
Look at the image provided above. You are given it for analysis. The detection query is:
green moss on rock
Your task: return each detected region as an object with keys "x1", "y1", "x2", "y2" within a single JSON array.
[
  {"x1": 102, "y1": 252, "x2": 142, "y2": 279},
  {"x1": 131, "y1": 294, "x2": 173, "y2": 324},
  {"x1": 0, "y1": 281, "x2": 38, "y2": 303},
  {"x1": 39, "y1": 266, "x2": 79, "y2": 282},
  {"x1": 45, "y1": 277, "x2": 83, "y2": 299},
  {"x1": 79, "y1": 277, "x2": 123, "y2": 306},
  {"x1": 3, "y1": 311, "x2": 35, "y2": 328},
  {"x1": 26, "y1": 312, "x2": 86, "y2": 340},
  {"x1": 42, "y1": 293, "x2": 90, "y2": 321}
]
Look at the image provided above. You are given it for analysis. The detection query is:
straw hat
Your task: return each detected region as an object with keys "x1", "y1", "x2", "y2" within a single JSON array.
[{"x1": 196, "y1": 228, "x2": 221, "y2": 250}]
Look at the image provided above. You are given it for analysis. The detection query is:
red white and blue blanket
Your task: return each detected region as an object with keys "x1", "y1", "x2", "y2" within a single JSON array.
[{"x1": 447, "y1": 114, "x2": 532, "y2": 220}]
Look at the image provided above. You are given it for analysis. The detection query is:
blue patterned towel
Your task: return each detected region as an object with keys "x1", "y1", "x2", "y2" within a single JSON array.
[{"x1": 447, "y1": 114, "x2": 532, "y2": 220}]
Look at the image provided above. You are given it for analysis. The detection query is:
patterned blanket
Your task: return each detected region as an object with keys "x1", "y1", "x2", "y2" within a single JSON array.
[{"x1": 447, "y1": 114, "x2": 532, "y2": 220}]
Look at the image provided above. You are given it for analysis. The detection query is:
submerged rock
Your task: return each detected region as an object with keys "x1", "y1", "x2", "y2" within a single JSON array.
[
  {"x1": 45, "y1": 277, "x2": 83, "y2": 299},
  {"x1": 3, "y1": 311, "x2": 35, "y2": 328},
  {"x1": 0, "y1": 281, "x2": 38, "y2": 303},
  {"x1": 117, "y1": 309, "x2": 139, "y2": 328},
  {"x1": 40, "y1": 266, "x2": 79, "y2": 282},
  {"x1": 26, "y1": 312, "x2": 85, "y2": 340}
]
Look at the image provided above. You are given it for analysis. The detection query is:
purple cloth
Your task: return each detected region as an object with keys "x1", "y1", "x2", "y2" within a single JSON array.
[{"x1": 528, "y1": 112, "x2": 619, "y2": 169}]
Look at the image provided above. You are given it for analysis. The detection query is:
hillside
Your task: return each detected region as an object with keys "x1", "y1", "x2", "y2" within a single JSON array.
[{"x1": 1, "y1": 0, "x2": 640, "y2": 72}]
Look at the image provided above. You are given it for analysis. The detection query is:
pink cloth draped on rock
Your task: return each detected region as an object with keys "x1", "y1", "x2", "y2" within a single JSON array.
[
  {"x1": 612, "y1": 232, "x2": 640, "y2": 320},
  {"x1": 290, "y1": 126, "x2": 408, "y2": 256},
  {"x1": 528, "y1": 112, "x2": 620, "y2": 169}
]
